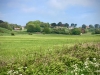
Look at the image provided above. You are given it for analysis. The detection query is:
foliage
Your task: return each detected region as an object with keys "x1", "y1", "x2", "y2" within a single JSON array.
[
  {"x1": 64, "y1": 23, "x2": 69, "y2": 28},
  {"x1": 51, "y1": 23, "x2": 57, "y2": 28},
  {"x1": 57, "y1": 22, "x2": 62, "y2": 26},
  {"x1": 26, "y1": 20, "x2": 48, "y2": 32},
  {"x1": 0, "y1": 34, "x2": 100, "y2": 75},
  {"x1": 71, "y1": 23, "x2": 77, "y2": 28},
  {"x1": 88, "y1": 28, "x2": 95, "y2": 32},
  {"x1": 71, "y1": 58, "x2": 100, "y2": 75},
  {"x1": 82, "y1": 24, "x2": 86, "y2": 29},
  {"x1": 28, "y1": 32, "x2": 32, "y2": 35},
  {"x1": 1, "y1": 43, "x2": 100, "y2": 75},
  {"x1": 89, "y1": 24, "x2": 94, "y2": 28},
  {"x1": 40, "y1": 22, "x2": 50, "y2": 28},
  {"x1": 71, "y1": 28, "x2": 81, "y2": 35},
  {"x1": 52, "y1": 28, "x2": 66, "y2": 34},
  {"x1": 95, "y1": 28, "x2": 100, "y2": 34},
  {"x1": 42, "y1": 27, "x2": 51, "y2": 34},
  {"x1": 27, "y1": 25, "x2": 35, "y2": 32},
  {"x1": 0, "y1": 27, "x2": 11, "y2": 33},
  {"x1": 11, "y1": 33, "x2": 15, "y2": 36},
  {"x1": 35, "y1": 25, "x2": 41, "y2": 32},
  {"x1": 0, "y1": 21, "x2": 12, "y2": 30},
  {"x1": 94, "y1": 24, "x2": 100, "y2": 28},
  {"x1": 0, "y1": 20, "x2": 22, "y2": 30}
]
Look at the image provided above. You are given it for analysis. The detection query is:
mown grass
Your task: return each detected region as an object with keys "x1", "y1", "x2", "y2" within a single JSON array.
[{"x1": 0, "y1": 34, "x2": 100, "y2": 75}]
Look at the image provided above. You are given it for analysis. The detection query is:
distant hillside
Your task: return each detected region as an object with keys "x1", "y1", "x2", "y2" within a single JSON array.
[{"x1": 0, "y1": 27, "x2": 11, "y2": 33}]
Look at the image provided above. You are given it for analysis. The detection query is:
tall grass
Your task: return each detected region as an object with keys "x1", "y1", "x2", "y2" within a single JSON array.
[{"x1": 0, "y1": 34, "x2": 100, "y2": 75}]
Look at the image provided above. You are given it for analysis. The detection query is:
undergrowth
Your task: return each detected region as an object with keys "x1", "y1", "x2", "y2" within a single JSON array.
[{"x1": 0, "y1": 43, "x2": 100, "y2": 75}]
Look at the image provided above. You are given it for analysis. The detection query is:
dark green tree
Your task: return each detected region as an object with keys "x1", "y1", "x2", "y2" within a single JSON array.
[
  {"x1": 64, "y1": 23, "x2": 69, "y2": 28},
  {"x1": 89, "y1": 24, "x2": 94, "y2": 28},
  {"x1": 51, "y1": 23, "x2": 56, "y2": 27},
  {"x1": 82, "y1": 24, "x2": 86, "y2": 29},
  {"x1": 74, "y1": 24, "x2": 77, "y2": 28},
  {"x1": 0, "y1": 22, "x2": 12, "y2": 30},
  {"x1": 0, "y1": 20, "x2": 4, "y2": 23},
  {"x1": 71, "y1": 23, "x2": 77, "y2": 28},
  {"x1": 94, "y1": 24, "x2": 100, "y2": 28},
  {"x1": 71, "y1": 23, "x2": 74, "y2": 27},
  {"x1": 57, "y1": 22, "x2": 62, "y2": 26}
]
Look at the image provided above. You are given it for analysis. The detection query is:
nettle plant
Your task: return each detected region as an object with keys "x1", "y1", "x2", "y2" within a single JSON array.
[{"x1": 71, "y1": 58, "x2": 100, "y2": 75}]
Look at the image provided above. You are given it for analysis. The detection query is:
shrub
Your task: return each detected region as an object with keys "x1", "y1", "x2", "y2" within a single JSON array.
[
  {"x1": 52, "y1": 28, "x2": 66, "y2": 34},
  {"x1": 42, "y1": 27, "x2": 51, "y2": 34},
  {"x1": 71, "y1": 28, "x2": 81, "y2": 35},
  {"x1": 27, "y1": 25, "x2": 34, "y2": 32},
  {"x1": 28, "y1": 32, "x2": 32, "y2": 35},
  {"x1": 27, "y1": 25, "x2": 41, "y2": 32},
  {"x1": 11, "y1": 33, "x2": 15, "y2": 36},
  {"x1": 95, "y1": 28, "x2": 100, "y2": 34}
]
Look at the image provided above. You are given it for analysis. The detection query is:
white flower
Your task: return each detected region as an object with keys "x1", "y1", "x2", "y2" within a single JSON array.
[
  {"x1": 84, "y1": 61, "x2": 88, "y2": 66},
  {"x1": 24, "y1": 67, "x2": 27, "y2": 69},
  {"x1": 81, "y1": 74, "x2": 84, "y2": 75},
  {"x1": 89, "y1": 61, "x2": 93, "y2": 64},
  {"x1": 85, "y1": 65, "x2": 88, "y2": 68},
  {"x1": 86, "y1": 58, "x2": 89, "y2": 60},
  {"x1": 71, "y1": 71, "x2": 73, "y2": 73},
  {"x1": 7, "y1": 70, "x2": 13, "y2": 74},
  {"x1": 75, "y1": 72, "x2": 78, "y2": 75},
  {"x1": 94, "y1": 62, "x2": 99, "y2": 67},
  {"x1": 93, "y1": 58, "x2": 96, "y2": 61},
  {"x1": 19, "y1": 74, "x2": 22, "y2": 75}
]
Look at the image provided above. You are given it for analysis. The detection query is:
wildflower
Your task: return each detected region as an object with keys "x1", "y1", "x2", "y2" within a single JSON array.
[
  {"x1": 14, "y1": 71, "x2": 18, "y2": 74},
  {"x1": 81, "y1": 74, "x2": 84, "y2": 75},
  {"x1": 7, "y1": 70, "x2": 13, "y2": 74},
  {"x1": 89, "y1": 61, "x2": 93, "y2": 64},
  {"x1": 24, "y1": 67, "x2": 27, "y2": 69},
  {"x1": 71, "y1": 71, "x2": 73, "y2": 73},
  {"x1": 75, "y1": 72, "x2": 78, "y2": 75},
  {"x1": 85, "y1": 65, "x2": 88, "y2": 68},
  {"x1": 95, "y1": 70, "x2": 100, "y2": 73},
  {"x1": 86, "y1": 58, "x2": 89, "y2": 60},
  {"x1": 84, "y1": 61, "x2": 88, "y2": 66},
  {"x1": 93, "y1": 58, "x2": 96, "y2": 61},
  {"x1": 94, "y1": 62, "x2": 99, "y2": 67}
]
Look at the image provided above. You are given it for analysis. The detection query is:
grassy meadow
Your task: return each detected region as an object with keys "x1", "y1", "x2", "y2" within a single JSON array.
[{"x1": 0, "y1": 33, "x2": 100, "y2": 75}]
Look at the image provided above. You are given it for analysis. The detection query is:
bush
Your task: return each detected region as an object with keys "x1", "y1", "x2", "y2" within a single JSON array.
[
  {"x1": 42, "y1": 27, "x2": 51, "y2": 34},
  {"x1": 71, "y1": 28, "x2": 81, "y2": 35},
  {"x1": 95, "y1": 28, "x2": 100, "y2": 34},
  {"x1": 27, "y1": 25, "x2": 41, "y2": 32},
  {"x1": 52, "y1": 28, "x2": 66, "y2": 34},
  {"x1": 11, "y1": 33, "x2": 14, "y2": 35},
  {"x1": 27, "y1": 25, "x2": 34, "y2": 32},
  {"x1": 28, "y1": 32, "x2": 32, "y2": 35}
]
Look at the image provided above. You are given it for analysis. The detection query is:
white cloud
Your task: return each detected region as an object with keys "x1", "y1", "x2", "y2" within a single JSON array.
[
  {"x1": 7, "y1": 0, "x2": 37, "y2": 13},
  {"x1": 48, "y1": 0, "x2": 96, "y2": 10}
]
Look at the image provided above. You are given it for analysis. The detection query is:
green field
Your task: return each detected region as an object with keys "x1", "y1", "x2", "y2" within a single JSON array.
[{"x1": 0, "y1": 34, "x2": 100, "y2": 75}]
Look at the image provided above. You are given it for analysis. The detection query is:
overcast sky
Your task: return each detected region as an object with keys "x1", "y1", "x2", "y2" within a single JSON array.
[{"x1": 0, "y1": 0, "x2": 100, "y2": 26}]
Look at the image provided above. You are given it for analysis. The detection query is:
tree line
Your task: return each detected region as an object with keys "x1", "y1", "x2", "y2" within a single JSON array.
[
  {"x1": 0, "y1": 20, "x2": 100, "y2": 35},
  {"x1": 0, "y1": 20, "x2": 22, "y2": 30},
  {"x1": 26, "y1": 20, "x2": 100, "y2": 35}
]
